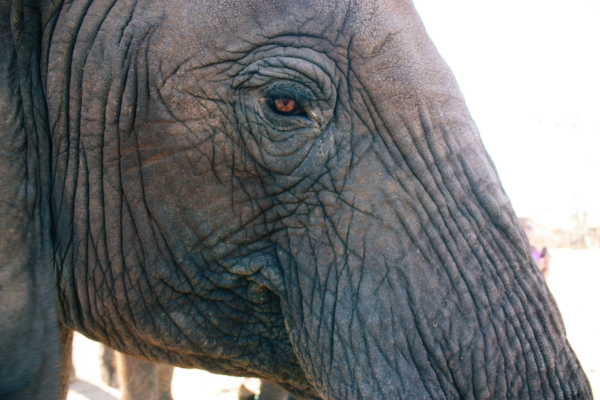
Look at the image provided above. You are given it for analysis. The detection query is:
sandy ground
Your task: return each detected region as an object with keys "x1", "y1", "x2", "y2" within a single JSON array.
[{"x1": 68, "y1": 249, "x2": 600, "y2": 399}]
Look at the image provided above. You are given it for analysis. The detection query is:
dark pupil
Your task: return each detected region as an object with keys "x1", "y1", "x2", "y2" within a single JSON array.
[{"x1": 274, "y1": 98, "x2": 296, "y2": 113}]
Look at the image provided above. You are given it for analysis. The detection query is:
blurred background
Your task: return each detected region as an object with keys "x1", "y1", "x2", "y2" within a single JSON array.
[
  {"x1": 414, "y1": 0, "x2": 600, "y2": 247},
  {"x1": 68, "y1": 2, "x2": 600, "y2": 399}
]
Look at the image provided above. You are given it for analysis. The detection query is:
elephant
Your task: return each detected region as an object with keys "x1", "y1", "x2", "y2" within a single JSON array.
[
  {"x1": 98, "y1": 343, "x2": 175, "y2": 400},
  {"x1": 97, "y1": 341, "x2": 292, "y2": 400},
  {"x1": 239, "y1": 380, "x2": 297, "y2": 400},
  {"x1": 99, "y1": 343, "x2": 120, "y2": 389},
  {"x1": 0, "y1": 0, "x2": 593, "y2": 398}
]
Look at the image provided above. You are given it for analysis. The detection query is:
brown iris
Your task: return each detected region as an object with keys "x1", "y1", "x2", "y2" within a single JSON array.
[
  {"x1": 268, "y1": 94, "x2": 307, "y2": 117},
  {"x1": 274, "y1": 98, "x2": 297, "y2": 113}
]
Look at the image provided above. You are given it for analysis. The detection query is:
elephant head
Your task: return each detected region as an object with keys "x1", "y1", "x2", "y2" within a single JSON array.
[{"x1": 0, "y1": 0, "x2": 592, "y2": 398}]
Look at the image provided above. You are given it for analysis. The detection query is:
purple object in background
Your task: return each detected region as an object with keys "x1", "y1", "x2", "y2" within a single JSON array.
[{"x1": 532, "y1": 247, "x2": 542, "y2": 263}]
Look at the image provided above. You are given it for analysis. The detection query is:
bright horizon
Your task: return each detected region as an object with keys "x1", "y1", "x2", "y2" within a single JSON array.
[{"x1": 413, "y1": 0, "x2": 600, "y2": 229}]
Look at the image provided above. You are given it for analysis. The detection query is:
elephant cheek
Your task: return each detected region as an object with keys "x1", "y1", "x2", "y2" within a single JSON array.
[
  {"x1": 272, "y1": 141, "x2": 493, "y2": 399},
  {"x1": 272, "y1": 160, "x2": 423, "y2": 398}
]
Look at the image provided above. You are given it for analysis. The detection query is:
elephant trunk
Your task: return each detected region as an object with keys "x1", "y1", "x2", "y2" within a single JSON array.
[
  {"x1": 275, "y1": 100, "x2": 590, "y2": 398},
  {"x1": 267, "y1": 3, "x2": 592, "y2": 396}
]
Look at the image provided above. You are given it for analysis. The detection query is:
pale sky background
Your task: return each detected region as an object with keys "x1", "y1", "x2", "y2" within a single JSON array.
[{"x1": 412, "y1": 0, "x2": 600, "y2": 229}]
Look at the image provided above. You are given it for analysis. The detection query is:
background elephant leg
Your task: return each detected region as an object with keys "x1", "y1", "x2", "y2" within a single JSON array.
[
  {"x1": 238, "y1": 383, "x2": 256, "y2": 400},
  {"x1": 156, "y1": 364, "x2": 175, "y2": 400},
  {"x1": 99, "y1": 344, "x2": 118, "y2": 388},
  {"x1": 58, "y1": 323, "x2": 74, "y2": 400},
  {"x1": 258, "y1": 380, "x2": 296, "y2": 400},
  {"x1": 115, "y1": 351, "x2": 159, "y2": 400}
]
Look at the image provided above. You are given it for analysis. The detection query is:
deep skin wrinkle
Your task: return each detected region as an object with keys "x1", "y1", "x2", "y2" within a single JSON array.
[{"x1": 0, "y1": 0, "x2": 591, "y2": 399}]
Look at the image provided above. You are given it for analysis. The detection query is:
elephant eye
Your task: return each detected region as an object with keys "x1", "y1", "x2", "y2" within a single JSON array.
[
  {"x1": 275, "y1": 99, "x2": 295, "y2": 113},
  {"x1": 269, "y1": 98, "x2": 307, "y2": 117}
]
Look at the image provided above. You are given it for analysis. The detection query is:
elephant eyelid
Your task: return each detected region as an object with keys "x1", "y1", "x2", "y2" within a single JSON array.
[{"x1": 265, "y1": 84, "x2": 314, "y2": 103}]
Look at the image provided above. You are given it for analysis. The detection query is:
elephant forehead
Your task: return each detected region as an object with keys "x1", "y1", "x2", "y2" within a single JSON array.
[
  {"x1": 149, "y1": 0, "x2": 427, "y2": 75},
  {"x1": 145, "y1": 0, "x2": 459, "y2": 129},
  {"x1": 156, "y1": 0, "x2": 351, "y2": 41}
]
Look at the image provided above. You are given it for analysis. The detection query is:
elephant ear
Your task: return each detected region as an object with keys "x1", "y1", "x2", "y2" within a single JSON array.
[{"x1": 0, "y1": 1, "x2": 61, "y2": 398}]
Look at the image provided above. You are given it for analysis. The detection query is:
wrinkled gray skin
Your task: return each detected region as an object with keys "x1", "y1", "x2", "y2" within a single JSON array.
[{"x1": 0, "y1": 0, "x2": 593, "y2": 399}]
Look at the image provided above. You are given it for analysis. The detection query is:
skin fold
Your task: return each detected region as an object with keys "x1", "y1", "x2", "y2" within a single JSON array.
[{"x1": 0, "y1": 0, "x2": 593, "y2": 399}]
